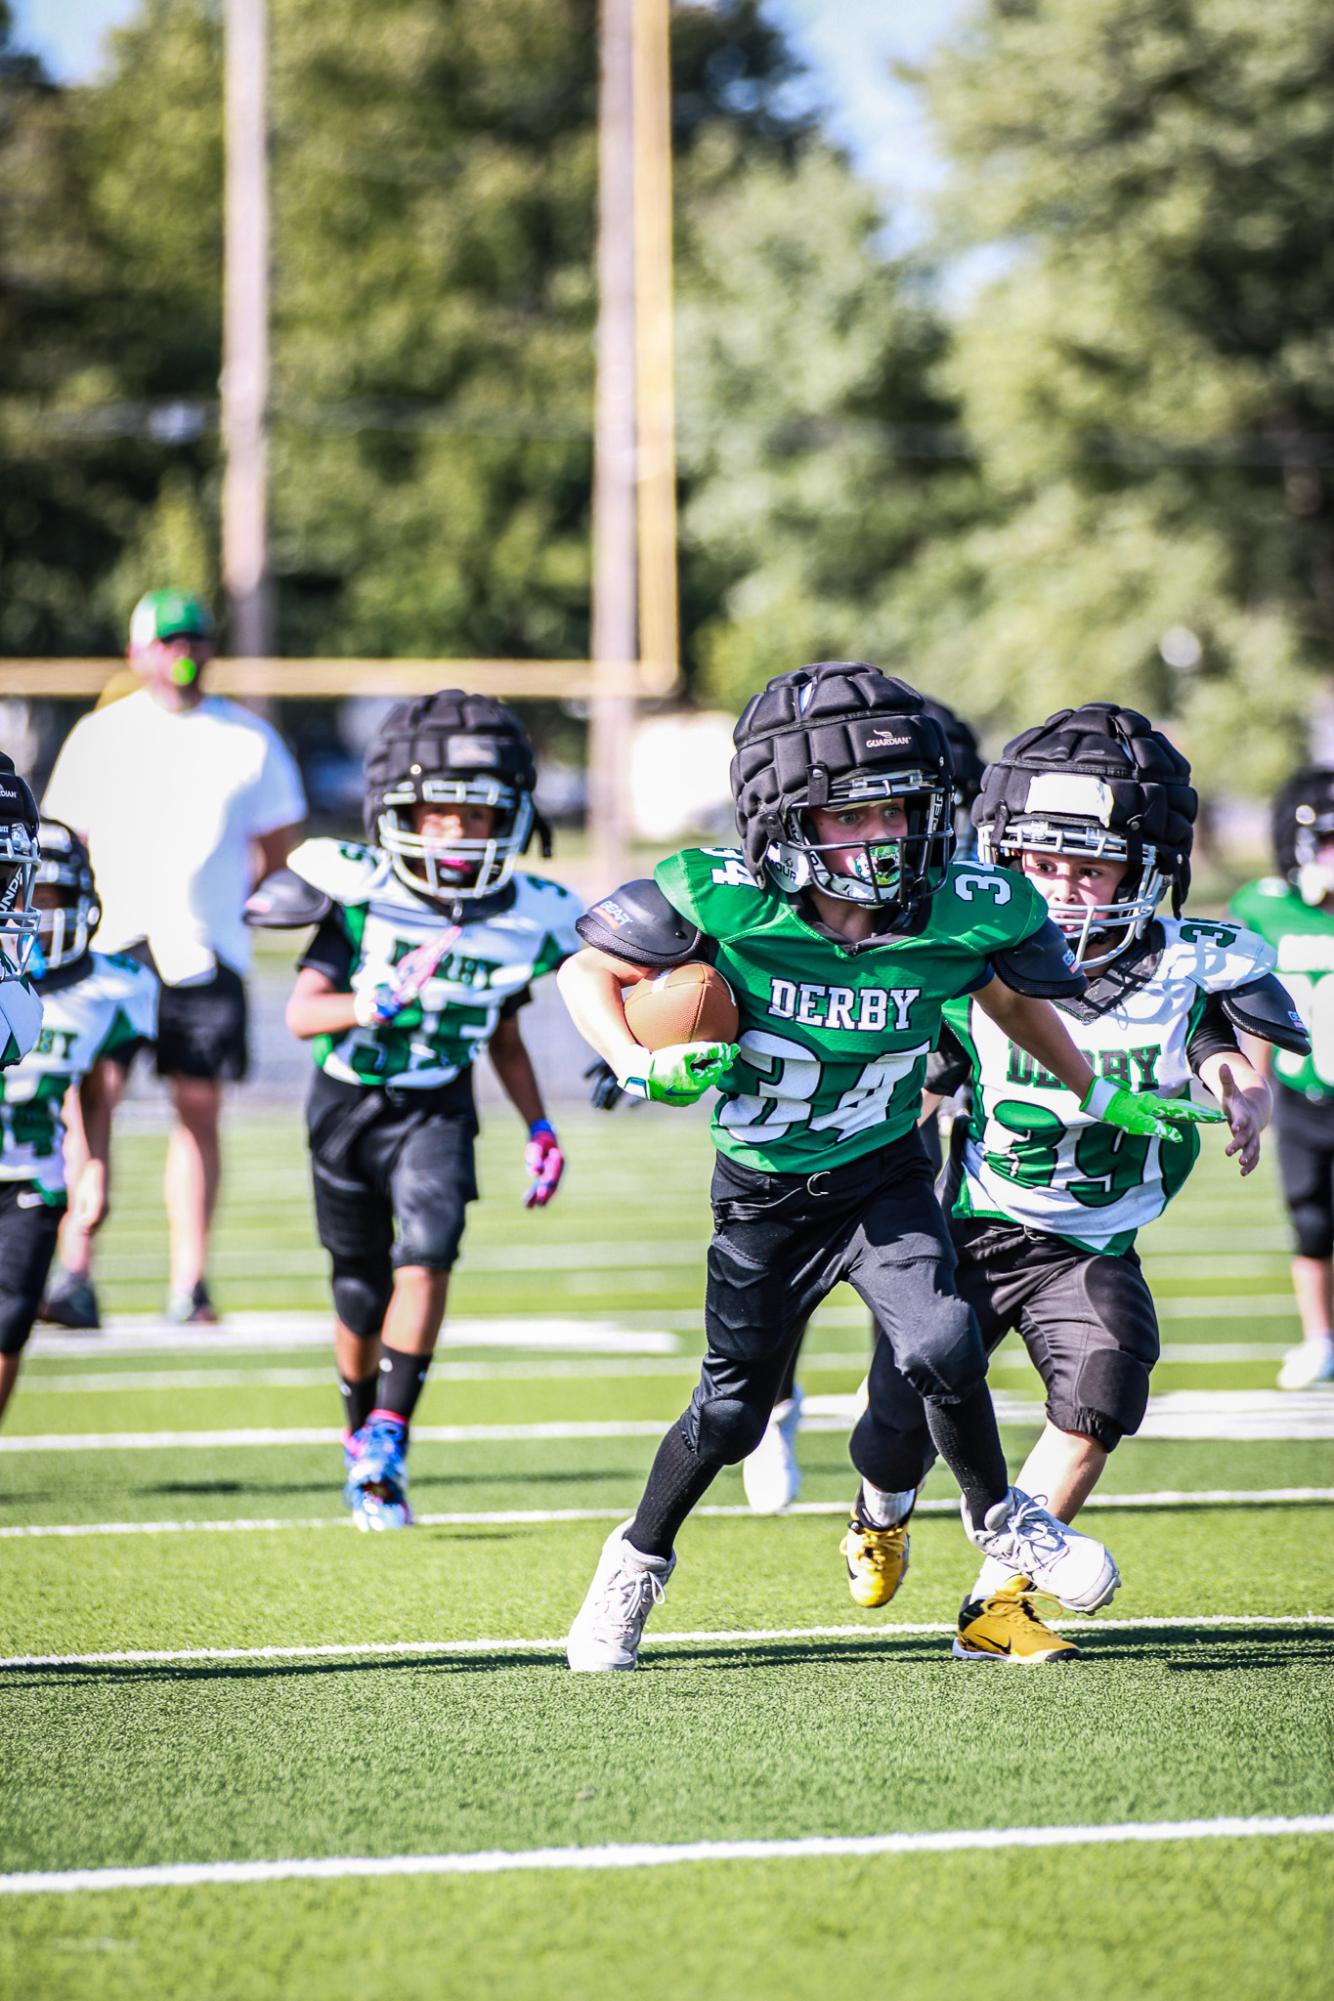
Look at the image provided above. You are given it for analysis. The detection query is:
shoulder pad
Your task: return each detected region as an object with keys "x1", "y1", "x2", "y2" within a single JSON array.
[
  {"x1": 991, "y1": 919, "x2": 1086, "y2": 999},
  {"x1": 285, "y1": 837, "x2": 379, "y2": 907},
  {"x1": 244, "y1": 866, "x2": 334, "y2": 930},
  {"x1": 575, "y1": 879, "x2": 704, "y2": 969},
  {"x1": 1221, "y1": 973, "x2": 1313, "y2": 1057}
]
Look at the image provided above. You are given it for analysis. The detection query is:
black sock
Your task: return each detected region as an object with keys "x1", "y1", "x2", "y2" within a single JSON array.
[
  {"x1": 628, "y1": 1422, "x2": 724, "y2": 1560},
  {"x1": 923, "y1": 1385, "x2": 1009, "y2": 1530},
  {"x1": 339, "y1": 1372, "x2": 378, "y2": 1436},
  {"x1": 371, "y1": 1345, "x2": 432, "y2": 1431}
]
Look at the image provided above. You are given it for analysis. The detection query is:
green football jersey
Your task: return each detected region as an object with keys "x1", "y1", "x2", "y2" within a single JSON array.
[
  {"x1": 654, "y1": 846, "x2": 1051, "y2": 1174},
  {"x1": 1229, "y1": 878, "x2": 1334, "y2": 1099}
]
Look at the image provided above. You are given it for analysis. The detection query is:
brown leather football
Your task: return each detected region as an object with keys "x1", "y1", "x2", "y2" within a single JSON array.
[{"x1": 623, "y1": 963, "x2": 739, "y2": 1051}]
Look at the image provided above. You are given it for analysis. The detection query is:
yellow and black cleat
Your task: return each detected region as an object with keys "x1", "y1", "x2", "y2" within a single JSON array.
[
  {"x1": 953, "y1": 1576, "x2": 1080, "y2": 1663},
  {"x1": 840, "y1": 1517, "x2": 910, "y2": 1609}
]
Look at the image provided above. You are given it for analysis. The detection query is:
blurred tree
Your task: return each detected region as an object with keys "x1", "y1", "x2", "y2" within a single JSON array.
[{"x1": 899, "y1": 0, "x2": 1334, "y2": 790}]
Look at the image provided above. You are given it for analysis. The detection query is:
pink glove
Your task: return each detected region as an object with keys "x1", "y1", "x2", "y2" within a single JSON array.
[{"x1": 523, "y1": 1120, "x2": 564, "y2": 1208}]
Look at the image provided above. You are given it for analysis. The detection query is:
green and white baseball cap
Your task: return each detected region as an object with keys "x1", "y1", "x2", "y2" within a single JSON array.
[{"x1": 128, "y1": 589, "x2": 215, "y2": 650}]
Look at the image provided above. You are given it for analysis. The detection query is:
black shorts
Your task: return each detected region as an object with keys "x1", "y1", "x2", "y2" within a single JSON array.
[
  {"x1": 0, "y1": 1182, "x2": 65, "y2": 1356},
  {"x1": 121, "y1": 944, "x2": 249, "y2": 1083},
  {"x1": 949, "y1": 1216, "x2": 1161, "y2": 1451},
  {"x1": 683, "y1": 1127, "x2": 985, "y2": 1455},
  {"x1": 306, "y1": 1068, "x2": 479, "y2": 1279},
  {"x1": 1272, "y1": 1083, "x2": 1334, "y2": 1261}
]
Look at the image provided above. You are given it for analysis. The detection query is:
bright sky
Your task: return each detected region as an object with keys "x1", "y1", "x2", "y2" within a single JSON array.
[{"x1": 12, "y1": 0, "x2": 971, "y2": 242}]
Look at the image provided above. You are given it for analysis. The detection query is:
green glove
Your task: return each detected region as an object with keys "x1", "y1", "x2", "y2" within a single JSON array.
[
  {"x1": 618, "y1": 1041, "x2": 739, "y2": 1107},
  {"x1": 1082, "y1": 1077, "x2": 1225, "y2": 1144}
]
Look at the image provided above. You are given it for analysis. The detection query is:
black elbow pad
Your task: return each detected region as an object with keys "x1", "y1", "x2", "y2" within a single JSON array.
[
  {"x1": 244, "y1": 867, "x2": 334, "y2": 929},
  {"x1": 992, "y1": 920, "x2": 1086, "y2": 999},
  {"x1": 575, "y1": 879, "x2": 705, "y2": 969},
  {"x1": 1221, "y1": 974, "x2": 1313, "y2": 1057}
]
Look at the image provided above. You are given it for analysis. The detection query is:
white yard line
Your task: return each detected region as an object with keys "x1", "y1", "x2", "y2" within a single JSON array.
[
  {"x1": 6, "y1": 1389, "x2": 1334, "y2": 1450},
  {"x1": 2, "y1": 1815, "x2": 1330, "y2": 1897},
  {"x1": 2, "y1": 1613, "x2": 1330, "y2": 1673},
  {"x1": 28, "y1": 1316, "x2": 680, "y2": 1358},
  {"x1": 18, "y1": 1342, "x2": 1290, "y2": 1395},
  {"x1": 1, "y1": 1489, "x2": 1329, "y2": 1543}
]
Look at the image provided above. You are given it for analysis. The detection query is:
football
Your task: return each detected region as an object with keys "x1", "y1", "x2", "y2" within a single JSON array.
[{"x1": 623, "y1": 962, "x2": 739, "y2": 1050}]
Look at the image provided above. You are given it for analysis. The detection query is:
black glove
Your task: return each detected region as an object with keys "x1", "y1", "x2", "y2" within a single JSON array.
[{"x1": 585, "y1": 1058, "x2": 626, "y2": 1111}]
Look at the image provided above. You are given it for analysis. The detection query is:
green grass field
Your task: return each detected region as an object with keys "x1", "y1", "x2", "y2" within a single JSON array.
[{"x1": 2, "y1": 1104, "x2": 1332, "y2": 2000}]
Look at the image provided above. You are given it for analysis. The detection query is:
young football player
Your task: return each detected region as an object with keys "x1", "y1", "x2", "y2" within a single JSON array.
[
  {"x1": 1230, "y1": 768, "x2": 1334, "y2": 1388},
  {"x1": 560, "y1": 664, "x2": 1221, "y2": 1672},
  {"x1": 246, "y1": 691, "x2": 581, "y2": 1530},
  {"x1": 0, "y1": 755, "x2": 43, "y2": 1071},
  {"x1": 859, "y1": 704, "x2": 1308, "y2": 1662},
  {"x1": 740, "y1": 695, "x2": 987, "y2": 1514},
  {"x1": 0, "y1": 820, "x2": 157, "y2": 1424}
]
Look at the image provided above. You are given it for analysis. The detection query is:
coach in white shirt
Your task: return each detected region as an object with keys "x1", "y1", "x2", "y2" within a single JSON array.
[{"x1": 42, "y1": 588, "x2": 306, "y2": 1326}]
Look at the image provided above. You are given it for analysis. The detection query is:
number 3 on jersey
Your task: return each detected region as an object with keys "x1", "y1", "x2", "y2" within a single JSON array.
[{"x1": 719, "y1": 1029, "x2": 930, "y2": 1141}]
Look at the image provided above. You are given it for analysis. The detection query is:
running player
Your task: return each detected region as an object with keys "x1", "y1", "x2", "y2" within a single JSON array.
[
  {"x1": 741, "y1": 695, "x2": 986, "y2": 1513},
  {"x1": 246, "y1": 692, "x2": 581, "y2": 1529},
  {"x1": 560, "y1": 665, "x2": 1219, "y2": 1671},
  {"x1": 854, "y1": 704, "x2": 1308, "y2": 1661},
  {"x1": 1230, "y1": 768, "x2": 1334, "y2": 1388},
  {"x1": 0, "y1": 820, "x2": 157, "y2": 1424}
]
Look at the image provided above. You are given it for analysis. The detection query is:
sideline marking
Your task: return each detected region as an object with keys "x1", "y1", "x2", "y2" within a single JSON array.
[
  {"x1": 1, "y1": 1489, "x2": 1330, "y2": 1543},
  {"x1": 19, "y1": 1342, "x2": 1289, "y2": 1394},
  {"x1": 3, "y1": 1614, "x2": 1329, "y2": 1672},
  {"x1": 6, "y1": 1390, "x2": 1334, "y2": 1450},
  {"x1": 2, "y1": 1815, "x2": 1330, "y2": 1895},
  {"x1": 29, "y1": 1316, "x2": 678, "y2": 1359}
]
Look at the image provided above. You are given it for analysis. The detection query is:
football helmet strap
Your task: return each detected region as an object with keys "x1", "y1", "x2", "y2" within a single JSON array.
[
  {"x1": 34, "y1": 818, "x2": 101, "y2": 971},
  {"x1": 730, "y1": 662, "x2": 956, "y2": 912},
  {"x1": 1272, "y1": 766, "x2": 1334, "y2": 907},
  {"x1": 363, "y1": 690, "x2": 551, "y2": 903},
  {"x1": 975, "y1": 704, "x2": 1196, "y2": 969},
  {"x1": 0, "y1": 757, "x2": 41, "y2": 974}
]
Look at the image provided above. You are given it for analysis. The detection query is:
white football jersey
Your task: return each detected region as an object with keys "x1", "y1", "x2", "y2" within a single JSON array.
[
  {"x1": 0, "y1": 952, "x2": 158, "y2": 1195},
  {"x1": 291, "y1": 839, "x2": 583, "y2": 1091},
  {"x1": 949, "y1": 917, "x2": 1274, "y2": 1254},
  {"x1": 0, "y1": 974, "x2": 42, "y2": 1067}
]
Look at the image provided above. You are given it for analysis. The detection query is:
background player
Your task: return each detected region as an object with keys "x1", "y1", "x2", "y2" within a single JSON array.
[
  {"x1": 560, "y1": 664, "x2": 1219, "y2": 1672},
  {"x1": 1230, "y1": 769, "x2": 1334, "y2": 1388},
  {"x1": 247, "y1": 691, "x2": 581, "y2": 1529},
  {"x1": 0, "y1": 820, "x2": 157, "y2": 1425},
  {"x1": 741, "y1": 693, "x2": 987, "y2": 1514},
  {"x1": 0, "y1": 755, "x2": 43, "y2": 1071},
  {"x1": 862, "y1": 705, "x2": 1308, "y2": 1661}
]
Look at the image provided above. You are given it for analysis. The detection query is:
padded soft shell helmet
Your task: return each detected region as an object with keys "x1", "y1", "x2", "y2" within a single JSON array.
[
  {"x1": 975, "y1": 704, "x2": 1196, "y2": 968},
  {"x1": 363, "y1": 690, "x2": 550, "y2": 902},
  {"x1": 731, "y1": 662, "x2": 956, "y2": 913},
  {"x1": 33, "y1": 818, "x2": 100, "y2": 972}
]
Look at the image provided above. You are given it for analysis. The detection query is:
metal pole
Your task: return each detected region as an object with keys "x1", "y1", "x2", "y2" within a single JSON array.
[
  {"x1": 221, "y1": 0, "x2": 274, "y2": 659},
  {"x1": 632, "y1": 0, "x2": 680, "y2": 697},
  {"x1": 588, "y1": 0, "x2": 638, "y2": 889}
]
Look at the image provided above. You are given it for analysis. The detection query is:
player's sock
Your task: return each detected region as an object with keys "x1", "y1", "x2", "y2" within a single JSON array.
[
  {"x1": 970, "y1": 1555, "x2": 1023, "y2": 1599},
  {"x1": 339, "y1": 1372, "x2": 378, "y2": 1437},
  {"x1": 371, "y1": 1345, "x2": 432, "y2": 1431},
  {"x1": 628, "y1": 1423, "x2": 723, "y2": 1559},
  {"x1": 857, "y1": 1481, "x2": 917, "y2": 1529},
  {"x1": 923, "y1": 1385, "x2": 1009, "y2": 1531}
]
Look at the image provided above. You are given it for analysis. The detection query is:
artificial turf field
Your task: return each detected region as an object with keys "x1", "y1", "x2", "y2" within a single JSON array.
[{"x1": 3, "y1": 1102, "x2": 1332, "y2": 2000}]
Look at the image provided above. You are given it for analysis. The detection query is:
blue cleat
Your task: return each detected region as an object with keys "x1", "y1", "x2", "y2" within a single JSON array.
[{"x1": 342, "y1": 1418, "x2": 413, "y2": 1531}]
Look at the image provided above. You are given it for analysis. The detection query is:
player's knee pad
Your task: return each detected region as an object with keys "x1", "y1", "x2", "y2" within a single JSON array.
[
  {"x1": 331, "y1": 1261, "x2": 393, "y2": 1341},
  {"x1": 1049, "y1": 1347, "x2": 1152, "y2": 1453},
  {"x1": 849, "y1": 1408, "x2": 935, "y2": 1494},
  {"x1": 1288, "y1": 1197, "x2": 1334, "y2": 1263},
  {"x1": 693, "y1": 1393, "x2": 770, "y2": 1464},
  {"x1": 893, "y1": 1290, "x2": 987, "y2": 1403}
]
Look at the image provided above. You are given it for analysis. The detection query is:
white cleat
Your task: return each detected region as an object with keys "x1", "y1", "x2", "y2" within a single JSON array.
[
  {"x1": 965, "y1": 1486, "x2": 1119, "y2": 1614},
  {"x1": 566, "y1": 1521, "x2": 676, "y2": 1672},
  {"x1": 1277, "y1": 1334, "x2": 1334, "y2": 1390},
  {"x1": 742, "y1": 1388, "x2": 804, "y2": 1514}
]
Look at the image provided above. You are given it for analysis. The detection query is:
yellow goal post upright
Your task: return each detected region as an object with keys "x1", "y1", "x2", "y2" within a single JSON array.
[{"x1": 1, "y1": 0, "x2": 680, "y2": 880}]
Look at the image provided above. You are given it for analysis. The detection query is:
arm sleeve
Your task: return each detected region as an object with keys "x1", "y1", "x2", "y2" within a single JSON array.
[
  {"x1": 248, "y1": 726, "x2": 307, "y2": 837},
  {"x1": 1185, "y1": 994, "x2": 1241, "y2": 1075},
  {"x1": 500, "y1": 985, "x2": 532, "y2": 1019},
  {"x1": 298, "y1": 911, "x2": 355, "y2": 988},
  {"x1": 926, "y1": 1022, "x2": 972, "y2": 1097}
]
